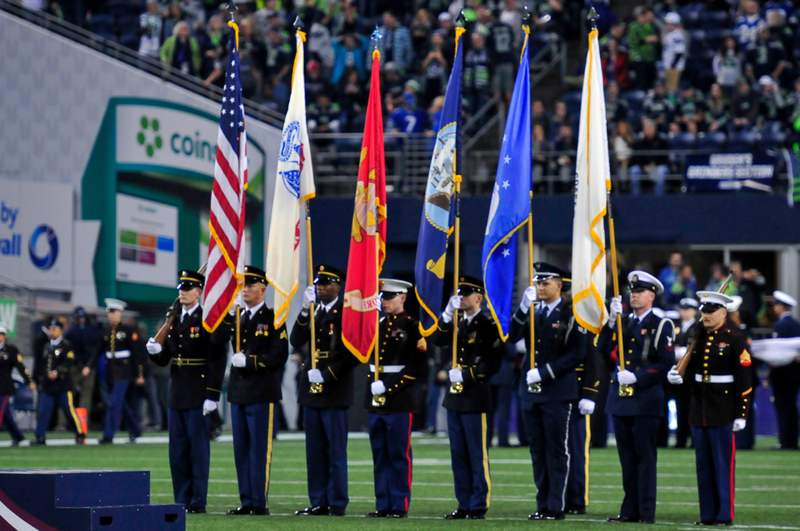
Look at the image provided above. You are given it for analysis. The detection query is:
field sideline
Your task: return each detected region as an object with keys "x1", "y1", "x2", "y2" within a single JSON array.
[{"x1": 0, "y1": 432, "x2": 797, "y2": 530}]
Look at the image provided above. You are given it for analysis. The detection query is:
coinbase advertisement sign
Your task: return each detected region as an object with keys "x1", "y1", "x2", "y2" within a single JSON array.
[{"x1": 0, "y1": 179, "x2": 73, "y2": 290}]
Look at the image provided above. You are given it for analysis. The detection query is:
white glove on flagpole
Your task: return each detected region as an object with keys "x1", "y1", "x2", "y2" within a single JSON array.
[
  {"x1": 448, "y1": 368, "x2": 463, "y2": 383},
  {"x1": 146, "y1": 338, "x2": 162, "y2": 355},
  {"x1": 667, "y1": 365, "x2": 683, "y2": 385},
  {"x1": 308, "y1": 368, "x2": 324, "y2": 384},
  {"x1": 231, "y1": 352, "x2": 247, "y2": 368},
  {"x1": 202, "y1": 399, "x2": 217, "y2": 416},
  {"x1": 526, "y1": 369, "x2": 541, "y2": 385},
  {"x1": 578, "y1": 399, "x2": 595, "y2": 415},
  {"x1": 609, "y1": 296, "x2": 623, "y2": 322},
  {"x1": 519, "y1": 286, "x2": 537, "y2": 314},
  {"x1": 371, "y1": 381, "x2": 386, "y2": 395},
  {"x1": 443, "y1": 295, "x2": 462, "y2": 323},
  {"x1": 617, "y1": 369, "x2": 637, "y2": 386},
  {"x1": 733, "y1": 418, "x2": 746, "y2": 432},
  {"x1": 229, "y1": 290, "x2": 245, "y2": 315},
  {"x1": 302, "y1": 286, "x2": 316, "y2": 310}
]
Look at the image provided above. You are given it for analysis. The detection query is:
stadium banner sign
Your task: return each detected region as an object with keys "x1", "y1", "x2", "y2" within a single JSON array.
[
  {"x1": 0, "y1": 179, "x2": 73, "y2": 291},
  {"x1": 686, "y1": 153, "x2": 775, "y2": 192}
]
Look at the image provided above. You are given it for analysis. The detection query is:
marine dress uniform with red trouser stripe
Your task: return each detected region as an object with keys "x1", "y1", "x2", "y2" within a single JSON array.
[
  {"x1": 364, "y1": 301, "x2": 427, "y2": 518},
  {"x1": 681, "y1": 320, "x2": 752, "y2": 525}
]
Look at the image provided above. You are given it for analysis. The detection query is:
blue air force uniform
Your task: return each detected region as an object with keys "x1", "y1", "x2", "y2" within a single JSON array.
[
  {"x1": 88, "y1": 299, "x2": 142, "y2": 443},
  {"x1": 291, "y1": 264, "x2": 358, "y2": 516},
  {"x1": 509, "y1": 264, "x2": 587, "y2": 520},
  {"x1": 35, "y1": 324, "x2": 85, "y2": 444},
  {"x1": 364, "y1": 279, "x2": 428, "y2": 518},
  {"x1": 215, "y1": 266, "x2": 288, "y2": 515},
  {"x1": 148, "y1": 270, "x2": 228, "y2": 513},
  {"x1": 597, "y1": 272, "x2": 674, "y2": 523},
  {"x1": 769, "y1": 290, "x2": 800, "y2": 450},
  {"x1": 435, "y1": 276, "x2": 503, "y2": 519},
  {"x1": 0, "y1": 334, "x2": 32, "y2": 444},
  {"x1": 676, "y1": 291, "x2": 753, "y2": 525}
]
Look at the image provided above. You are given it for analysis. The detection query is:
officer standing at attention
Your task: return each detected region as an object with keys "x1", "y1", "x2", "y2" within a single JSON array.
[
  {"x1": 598, "y1": 271, "x2": 675, "y2": 524},
  {"x1": 768, "y1": 290, "x2": 800, "y2": 450},
  {"x1": 84, "y1": 299, "x2": 143, "y2": 444},
  {"x1": 436, "y1": 276, "x2": 503, "y2": 520},
  {"x1": 365, "y1": 279, "x2": 428, "y2": 519},
  {"x1": 508, "y1": 263, "x2": 587, "y2": 521},
  {"x1": 146, "y1": 270, "x2": 228, "y2": 514},
  {"x1": 674, "y1": 297, "x2": 700, "y2": 448},
  {"x1": 214, "y1": 266, "x2": 288, "y2": 516},
  {"x1": 0, "y1": 323, "x2": 35, "y2": 446},
  {"x1": 33, "y1": 319, "x2": 85, "y2": 445},
  {"x1": 292, "y1": 264, "x2": 357, "y2": 517},
  {"x1": 667, "y1": 291, "x2": 752, "y2": 526}
]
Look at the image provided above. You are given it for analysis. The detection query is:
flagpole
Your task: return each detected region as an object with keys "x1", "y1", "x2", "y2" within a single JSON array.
[{"x1": 450, "y1": 12, "x2": 466, "y2": 395}]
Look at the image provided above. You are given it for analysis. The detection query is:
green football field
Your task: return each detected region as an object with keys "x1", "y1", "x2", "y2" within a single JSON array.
[{"x1": 1, "y1": 432, "x2": 798, "y2": 530}]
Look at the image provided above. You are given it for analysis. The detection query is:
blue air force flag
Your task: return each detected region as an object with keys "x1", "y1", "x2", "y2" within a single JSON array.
[{"x1": 481, "y1": 27, "x2": 532, "y2": 340}]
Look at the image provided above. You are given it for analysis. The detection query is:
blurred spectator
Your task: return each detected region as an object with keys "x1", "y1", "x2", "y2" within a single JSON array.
[
  {"x1": 734, "y1": 0, "x2": 762, "y2": 49},
  {"x1": 484, "y1": 9, "x2": 515, "y2": 104},
  {"x1": 308, "y1": 16, "x2": 335, "y2": 70},
  {"x1": 383, "y1": 61, "x2": 406, "y2": 107},
  {"x1": 464, "y1": 32, "x2": 492, "y2": 115},
  {"x1": 428, "y1": 95, "x2": 445, "y2": 131},
  {"x1": 438, "y1": 12, "x2": 457, "y2": 68},
  {"x1": 630, "y1": 120, "x2": 669, "y2": 195},
  {"x1": 337, "y1": 67, "x2": 367, "y2": 124},
  {"x1": 264, "y1": 25, "x2": 293, "y2": 105},
  {"x1": 161, "y1": 21, "x2": 201, "y2": 76},
  {"x1": 788, "y1": 78, "x2": 800, "y2": 127},
  {"x1": 388, "y1": 81, "x2": 429, "y2": 134},
  {"x1": 44, "y1": 1, "x2": 63, "y2": 19},
  {"x1": 659, "y1": 253, "x2": 684, "y2": 295},
  {"x1": 731, "y1": 79, "x2": 760, "y2": 129},
  {"x1": 532, "y1": 99, "x2": 550, "y2": 132},
  {"x1": 420, "y1": 31, "x2": 449, "y2": 108},
  {"x1": 605, "y1": 81, "x2": 630, "y2": 127},
  {"x1": 199, "y1": 14, "x2": 226, "y2": 78},
  {"x1": 162, "y1": 2, "x2": 187, "y2": 42},
  {"x1": 612, "y1": 120, "x2": 635, "y2": 185},
  {"x1": 705, "y1": 83, "x2": 731, "y2": 132},
  {"x1": 330, "y1": 0, "x2": 361, "y2": 37},
  {"x1": 601, "y1": 37, "x2": 631, "y2": 89},
  {"x1": 308, "y1": 92, "x2": 342, "y2": 147},
  {"x1": 745, "y1": 23, "x2": 788, "y2": 85},
  {"x1": 661, "y1": 12, "x2": 686, "y2": 93},
  {"x1": 551, "y1": 100, "x2": 571, "y2": 130},
  {"x1": 667, "y1": 264, "x2": 696, "y2": 307},
  {"x1": 713, "y1": 36, "x2": 745, "y2": 95},
  {"x1": 499, "y1": 0, "x2": 523, "y2": 51},
  {"x1": 204, "y1": 18, "x2": 261, "y2": 99},
  {"x1": 532, "y1": 123, "x2": 549, "y2": 193},
  {"x1": 757, "y1": 75, "x2": 787, "y2": 123},
  {"x1": 410, "y1": 9, "x2": 435, "y2": 65},
  {"x1": 628, "y1": 7, "x2": 659, "y2": 90},
  {"x1": 644, "y1": 80, "x2": 675, "y2": 132},
  {"x1": 675, "y1": 84, "x2": 706, "y2": 134},
  {"x1": 550, "y1": 124, "x2": 576, "y2": 190},
  {"x1": 377, "y1": 11, "x2": 413, "y2": 73},
  {"x1": 705, "y1": 263, "x2": 737, "y2": 294},
  {"x1": 139, "y1": 0, "x2": 163, "y2": 60},
  {"x1": 600, "y1": 21, "x2": 628, "y2": 49},
  {"x1": 306, "y1": 60, "x2": 332, "y2": 106},
  {"x1": 331, "y1": 33, "x2": 369, "y2": 84}
]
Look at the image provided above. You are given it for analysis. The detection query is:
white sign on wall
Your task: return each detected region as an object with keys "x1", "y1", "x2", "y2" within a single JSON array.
[
  {"x1": 0, "y1": 179, "x2": 73, "y2": 291},
  {"x1": 116, "y1": 194, "x2": 178, "y2": 288}
]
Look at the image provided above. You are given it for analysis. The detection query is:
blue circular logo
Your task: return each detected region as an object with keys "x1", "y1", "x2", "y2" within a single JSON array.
[{"x1": 29, "y1": 225, "x2": 59, "y2": 271}]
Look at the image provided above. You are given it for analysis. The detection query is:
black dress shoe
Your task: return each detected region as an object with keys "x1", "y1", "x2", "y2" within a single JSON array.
[
  {"x1": 98, "y1": 437, "x2": 113, "y2": 445},
  {"x1": 295, "y1": 506, "x2": 329, "y2": 516},
  {"x1": 30, "y1": 437, "x2": 46, "y2": 446},
  {"x1": 128, "y1": 434, "x2": 139, "y2": 443},
  {"x1": 444, "y1": 509, "x2": 468, "y2": 519},
  {"x1": 466, "y1": 510, "x2": 486, "y2": 519},
  {"x1": 528, "y1": 511, "x2": 548, "y2": 520},
  {"x1": 251, "y1": 508, "x2": 269, "y2": 515},
  {"x1": 714, "y1": 521, "x2": 732, "y2": 526},
  {"x1": 567, "y1": 507, "x2": 586, "y2": 515},
  {"x1": 389, "y1": 511, "x2": 408, "y2": 518},
  {"x1": 76, "y1": 434, "x2": 85, "y2": 445},
  {"x1": 329, "y1": 506, "x2": 345, "y2": 516},
  {"x1": 543, "y1": 511, "x2": 565, "y2": 520},
  {"x1": 639, "y1": 518, "x2": 655, "y2": 524},
  {"x1": 366, "y1": 511, "x2": 389, "y2": 517},
  {"x1": 187, "y1": 506, "x2": 206, "y2": 514},
  {"x1": 608, "y1": 516, "x2": 639, "y2": 523},
  {"x1": 695, "y1": 521, "x2": 715, "y2": 525},
  {"x1": 227, "y1": 506, "x2": 253, "y2": 515}
]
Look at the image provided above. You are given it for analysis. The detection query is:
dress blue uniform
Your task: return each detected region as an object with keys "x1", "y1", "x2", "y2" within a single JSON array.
[
  {"x1": 597, "y1": 271, "x2": 674, "y2": 523},
  {"x1": 149, "y1": 270, "x2": 228, "y2": 513},
  {"x1": 769, "y1": 291, "x2": 800, "y2": 450},
  {"x1": 364, "y1": 279, "x2": 428, "y2": 518},
  {"x1": 0, "y1": 335, "x2": 32, "y2": 445},
  {"x1": 677, "y1": 291, "x2": 753, "y2": 526},
  {"x1": 509, "y1": 264, "x2": 587, "y2": 520},
  {"x1": 215, "y1": 266, "x2": 288, "y2": 515},
  {"x1": 291, "y1": 264, "x2": 358, "y2": 517},
  {"x1": 435, "y1": 276, "x2": 503, "y2": 520}
]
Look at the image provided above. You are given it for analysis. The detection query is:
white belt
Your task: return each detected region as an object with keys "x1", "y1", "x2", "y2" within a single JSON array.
[
  {"x1": 695, "y1": 374, "x2": 734, "y2": 383},
  {"x1": 106, "y1": 350, "x2": 131, "y2": 359},
  {"x1": 370, "y1": 364, "x2": 405, "y2": 374}
]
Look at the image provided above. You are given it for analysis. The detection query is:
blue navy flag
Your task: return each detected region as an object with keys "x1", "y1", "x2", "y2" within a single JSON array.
[
  {"x1": 414, "y1": 26, "x2": 466, "y2": 337},
  {"x1": 481, "y1": 27, "x2": 532, "y2": 340}
]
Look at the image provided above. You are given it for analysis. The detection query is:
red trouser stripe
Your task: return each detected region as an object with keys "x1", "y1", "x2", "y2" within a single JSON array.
[{"x1": 406, "y1": 413, "x2": 413, "y2": 511}]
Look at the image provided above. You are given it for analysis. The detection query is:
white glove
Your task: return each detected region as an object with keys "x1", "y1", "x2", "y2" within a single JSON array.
[
  {"x1": 609, "y1": 296, "x2": 623, "y2": 321},
  {"x1": 733, "y1": 418, "x2": 746, "y2": 432},
  {"x1": 146, "y1": 338, "x2": 162, "y2": 355},
  {"x1": 448, "y1": 368, "x2": 463, "y2": 383},
  {"x1": 443, "y1": 295, "x2": 462, "y2": 322},
  {"x1": 308, "y1": 368, "x2": 324, "y2": 383},
  {"x1": 578, "y1": 398, "x2": 596, "y2": 416},
  {"x1": 202, "y1": 399, "x2": 217, "y2": 416},
  {"x1": 617, "y1": 369, "x2": 637, "y2": 386},
  {"x1": 228, "y1": 290, "x2": 245, "y2": 315},
  {"x1": 519, "y1": 286, "x2": 537, "y2": 314},
  {"x1": 231, "y1": 352, "x2": 247, "y2": 368},
  {"x1": 371, "y1": 381, "x2": 386, "y2": 395},
  {"x1": 526, "y1": 368, "x2": 542, "y2": 385},
  {"x1": 302, "y1": 286, "x2": 316, "y2": 310},
  {"x1": 667, "y1": 365, "x2": 684, "y2": 385}
]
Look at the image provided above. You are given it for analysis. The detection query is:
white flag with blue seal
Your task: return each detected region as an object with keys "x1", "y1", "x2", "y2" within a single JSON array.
[{"x1": 265, "y1": 30, "x2": 316, "y2": 328}]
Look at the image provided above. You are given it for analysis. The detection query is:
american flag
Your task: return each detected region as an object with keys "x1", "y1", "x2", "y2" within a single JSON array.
[{"x1": 202, "y1": 24, "x2": 247, "y2": 332}]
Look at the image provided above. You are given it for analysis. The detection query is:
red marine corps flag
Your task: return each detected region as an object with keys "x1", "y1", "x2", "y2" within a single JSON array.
[{"x1": 341, "y1": 42, "x2": 387, "y2": 364}]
